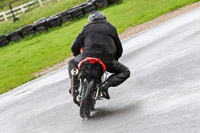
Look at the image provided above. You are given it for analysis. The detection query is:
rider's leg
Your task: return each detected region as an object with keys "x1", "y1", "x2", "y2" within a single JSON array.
[
  {"x1": 68, "y1": 54, "x2": 84, "y2": 77},
  {"x1": 100, "y1": 60, "x2": 130, "y2": 99},
  {"x1": 105, "y1": 60, "x2": 130, "y2": 87}
]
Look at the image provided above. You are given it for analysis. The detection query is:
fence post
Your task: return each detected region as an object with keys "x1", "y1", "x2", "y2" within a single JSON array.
[
  {"x1": 21, "y1": 6, "x2": 25, "y2": 13},
  {"x1": 38, "y1": 0, "x2": 43, "y2": 7},
  {"x1": 2, "y1": 12, "x2": 8, "y2": 21}
]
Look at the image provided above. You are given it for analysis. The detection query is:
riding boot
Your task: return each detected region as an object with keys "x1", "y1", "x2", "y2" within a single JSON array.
[{"x1": 100, "y1": 81, "x2": 111, "y2": 99}]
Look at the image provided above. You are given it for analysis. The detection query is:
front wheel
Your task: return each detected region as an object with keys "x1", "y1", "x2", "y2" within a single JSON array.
[{"x1": 80, "y1": 80, "x2": 94, "y2": 119}]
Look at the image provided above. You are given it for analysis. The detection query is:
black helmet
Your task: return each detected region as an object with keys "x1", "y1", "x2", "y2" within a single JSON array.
[{"x1": 88, "y1": 11, "x2": 107, "y2": 23}]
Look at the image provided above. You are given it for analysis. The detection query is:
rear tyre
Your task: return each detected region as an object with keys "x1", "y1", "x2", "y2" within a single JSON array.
[
  {"x1": 91, "y1": 91, "x2": 96, "y2": 111},
  {"x1": 80, "y1": 80, "x2": 94, "y2": 119}
]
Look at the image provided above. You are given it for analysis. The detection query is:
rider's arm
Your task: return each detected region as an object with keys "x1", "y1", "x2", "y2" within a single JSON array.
[
  {"x1": 113, "y1": 28, "x2": 123, "y2": 61},
  {"x1": 71, "y1": 33, "x2": 84, "y2": 56}
]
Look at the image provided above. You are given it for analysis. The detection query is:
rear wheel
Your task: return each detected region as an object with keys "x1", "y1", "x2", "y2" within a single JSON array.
[
  {"x1": 80, "y1": 80, "x2": 94, "y2": 119},
  {"x1": 91, "y1": 91, "x2": 96, "y2": 111}
]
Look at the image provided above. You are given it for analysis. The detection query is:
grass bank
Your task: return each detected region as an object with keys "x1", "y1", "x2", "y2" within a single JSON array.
[
  {"x1": 0, "y1": 0, "x2": 32, "y2": 12},
  {"x1": 1, "y1": 0, "x2": 200, "y2": 94}
]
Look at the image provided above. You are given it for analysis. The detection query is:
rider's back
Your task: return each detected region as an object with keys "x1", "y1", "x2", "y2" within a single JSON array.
[{"x1": 81, "y1": 20, "x2": 117, "y2": 61}]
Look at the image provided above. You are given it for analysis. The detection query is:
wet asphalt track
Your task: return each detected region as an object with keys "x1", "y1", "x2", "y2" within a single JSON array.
[{"x1": 1, "y1": 7, "x2": 200, "y2": 133}]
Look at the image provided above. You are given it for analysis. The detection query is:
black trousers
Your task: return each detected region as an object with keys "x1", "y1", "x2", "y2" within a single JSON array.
[{"x1": 68, "y1": 54, "x2": 130, "y2": 87}]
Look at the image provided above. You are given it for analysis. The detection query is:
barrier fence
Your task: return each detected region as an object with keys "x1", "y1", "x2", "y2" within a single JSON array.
[{"x1": 0, "y1": 0, "x2": 60, "y2": 22}]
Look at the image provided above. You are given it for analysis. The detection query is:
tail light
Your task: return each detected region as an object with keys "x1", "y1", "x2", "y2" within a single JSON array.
[{"x1": 89, "y1": 59, "x2": 96, "y2": 64}]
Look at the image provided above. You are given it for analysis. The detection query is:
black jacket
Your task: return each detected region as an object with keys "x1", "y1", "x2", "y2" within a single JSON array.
[{"x1": 71, "y1": 19, "x2": 123, "y2": 61}]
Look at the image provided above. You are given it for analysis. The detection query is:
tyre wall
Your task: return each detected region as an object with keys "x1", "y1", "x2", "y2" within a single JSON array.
[{"x1": 0, "y1": 0, "x2": 121, "y2": 47}]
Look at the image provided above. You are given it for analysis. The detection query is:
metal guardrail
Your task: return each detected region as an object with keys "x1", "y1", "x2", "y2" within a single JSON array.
[{"x1": 0, "y1": 0, "x2": 60, "y2": 22}]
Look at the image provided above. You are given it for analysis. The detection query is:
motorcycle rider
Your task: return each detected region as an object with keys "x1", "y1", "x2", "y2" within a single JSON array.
[{"x1": 68, "y1": 11, "x2": 130, "y2": 99}]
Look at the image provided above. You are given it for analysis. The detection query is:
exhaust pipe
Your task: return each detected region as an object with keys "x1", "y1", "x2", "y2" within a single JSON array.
[
  {"x1": 71, "y1": 68, "x2": 80, "y2": 106},
  {"x1": 71, "y1": 68, "x2": 79, "y2": 96}
]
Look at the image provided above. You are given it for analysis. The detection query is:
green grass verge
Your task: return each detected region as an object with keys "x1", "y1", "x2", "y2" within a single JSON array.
[{"x1": 0, "y1": 0, "x2": 200, "y2": 94}]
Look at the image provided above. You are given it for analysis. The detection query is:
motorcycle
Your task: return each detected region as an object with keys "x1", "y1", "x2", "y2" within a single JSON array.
[{"x1": 70, "y1": 57, "x2": 107, "y2": 119}]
